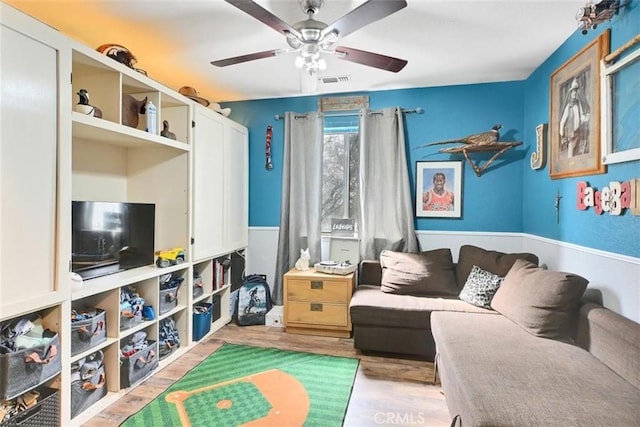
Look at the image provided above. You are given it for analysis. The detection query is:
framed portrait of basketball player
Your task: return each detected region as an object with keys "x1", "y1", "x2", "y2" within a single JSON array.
[{"x1": 415, "y1": 160, "x2": 463, "y2": 218}]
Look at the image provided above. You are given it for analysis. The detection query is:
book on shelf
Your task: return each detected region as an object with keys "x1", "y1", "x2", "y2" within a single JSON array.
[{"x1": 213, "y1": 257, "x2": 230, "y2": 290}]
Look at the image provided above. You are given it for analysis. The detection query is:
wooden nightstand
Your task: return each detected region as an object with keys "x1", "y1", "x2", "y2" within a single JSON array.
[{"x1": 283, "y1": 268, "x2": 356, "y2": 338}]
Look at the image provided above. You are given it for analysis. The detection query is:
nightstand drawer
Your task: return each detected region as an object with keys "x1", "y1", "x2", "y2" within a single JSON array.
[
  {"x1": 287, "y1": 301, "x2": 348, "y2": 327},
  {"x1": 287, "y1": 279, "x2": 348, "y2": 303}
]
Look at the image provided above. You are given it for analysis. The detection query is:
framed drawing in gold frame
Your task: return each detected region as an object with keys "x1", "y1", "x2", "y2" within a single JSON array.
[{"x1": 549, "y1": 30, "x2": 610, "y2": 179}]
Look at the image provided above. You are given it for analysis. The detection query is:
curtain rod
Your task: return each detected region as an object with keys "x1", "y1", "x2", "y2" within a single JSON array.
[{"x1": 274, "y1": 107, "x2": 423, "y2": 121}]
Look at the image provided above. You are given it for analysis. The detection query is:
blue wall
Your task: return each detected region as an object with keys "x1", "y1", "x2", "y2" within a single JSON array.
[
  {"x1": 224, "y1": 2, "x2": 639, "y2": 258},
  {"x1": 522, "y1": 1, "x2": 640, "y2": 257}
]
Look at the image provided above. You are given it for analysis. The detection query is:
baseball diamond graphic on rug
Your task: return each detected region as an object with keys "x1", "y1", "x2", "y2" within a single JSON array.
[{"x1": 121, "y1": 343, "x2": 360, "y2": 427}]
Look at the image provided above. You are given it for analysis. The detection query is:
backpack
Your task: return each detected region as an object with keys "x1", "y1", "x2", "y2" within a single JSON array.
[{"x1": 236, "y1": 274, "x2": 272, "y2": 326}]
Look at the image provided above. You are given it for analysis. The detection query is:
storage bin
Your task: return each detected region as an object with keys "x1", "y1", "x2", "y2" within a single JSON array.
[
  {"x1": 71, "y1": 309, "x2": 107, "y2": 356},
  {"x1": 193, "y1": 271, "x2": 204, "y2": 299},
  {"x1": 192, "y1": 282, "x2": 204, "y2": 299},
  {"x1": 120, "y1": 313, "x2": 143, "y2": 331},
  {"x1": 0, "y1": 386, "x2": 59, "y2": 427},
  {"x1": 158, "y1": 317, "x2": 180, "y2": 361},
  {"x1": 120, "y1": 286, "x2": 145, "y2": 331},
  {"x1": 119, "y1": 340, "x2": 158, "y2": 389},
  {"x1": 159, "y1": 283, "x2": 181, "y2": 315},
  {"x1": 0, "y1": 334, "x2": 61, "y2": 400},
  {"x1": 70, "y1": 350, "x2": 107, "y2": 419},
  {"x1": 192, "y1": 303, "x2": 212, "y2": 341}
]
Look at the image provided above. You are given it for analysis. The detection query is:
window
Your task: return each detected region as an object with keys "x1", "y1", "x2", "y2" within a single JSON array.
[{"x1": 321, "y1": 115, "x2": 360, "y2": 233}]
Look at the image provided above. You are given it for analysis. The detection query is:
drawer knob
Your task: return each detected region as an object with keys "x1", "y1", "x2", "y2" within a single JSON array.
[
  {"x1": 310, "y1": 303, "x2": 323, "y2": 311},
  {"x1": 311, "y1": 281, "x2": 323, "y2": 290}
]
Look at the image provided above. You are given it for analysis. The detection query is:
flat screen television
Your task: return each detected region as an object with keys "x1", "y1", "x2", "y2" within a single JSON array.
[{"x1": 72, "y1": 201, "x2": 155, "y2": 280}]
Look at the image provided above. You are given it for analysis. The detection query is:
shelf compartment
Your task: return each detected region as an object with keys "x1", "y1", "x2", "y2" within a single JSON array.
[
  {"x1": 193, "y1": 259, "x2": 214, "y2": 295},
  {"x1": 119, "y1": 333, "x2": 158, "y2": 389},
  {"x1": 1, "y1": 385, "x2": 59, "y2": 427},
  {"x1": 0, "y1": 307, "x2": 61, "y2": 400},
  {"x1": 192, "y1": 302, "x2": 213, "y2": 341},
  {"x1": 160, "y1": 94, "x2": 190, "y2": 145},
  {"x1": 70, "y1": 307, "x2": 107, "y2": 357},
  {"x1": 70, "y1": 348, "x2": 107, "y2": 420},
  {"x1": 119, "y1": 277, "x2": 158, "y2": 335},
  {"x1": 0, "y1": 333, "x2": 61, "y2": 400},
  {"x1": 158, "y1": 269, "x2": 187, "y2": 315},
  {"x1": 71, "y1": 49, "x2": 120, "y2": 125},
  {"x1": 158, "y1": 311, "x2": 184, "y2": 361}
]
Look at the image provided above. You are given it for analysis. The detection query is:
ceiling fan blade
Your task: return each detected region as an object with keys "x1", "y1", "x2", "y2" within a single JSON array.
[
  {"x1": 225, "y1": 0, "x2": 301, "y2": 38},
  {"x1": 211, "y1": 49, "x2": 280, "y2": 67},
  {"x1": 335, "y1": 46, "x2": 407, "y2": 73},
  {"x1": 322, "y1": 0, "x2": 407, "y2": 39}
]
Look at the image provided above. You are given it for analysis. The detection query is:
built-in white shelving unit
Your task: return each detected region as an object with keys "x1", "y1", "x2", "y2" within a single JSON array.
[{"x1": 0, "y1": 3, "x2": 248, "y2": 425}]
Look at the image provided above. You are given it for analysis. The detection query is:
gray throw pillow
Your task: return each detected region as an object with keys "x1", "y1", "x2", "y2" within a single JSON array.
[
  {"x1": 380, "y1": 249, "x2": 458, "y2": 296},
  {"x1": 459, "y1": 265, "x2": 503, "y2": 309},
  {"x1": 491, "y1": 259, "x2": 589, "y2": 338},
  {"x1": 455, "y1": 245, "x2": 539, "y2": 289}
]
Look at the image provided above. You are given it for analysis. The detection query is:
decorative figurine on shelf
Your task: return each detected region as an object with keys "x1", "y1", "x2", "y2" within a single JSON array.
[
  {"x1": 75, "y1": 89, "x2": 102, "y2": 118},
  {"x1": 155, "y1": 247, "x2": 185, "y2": 268},
  {"x1": 294, "y1": 248, "x2": 310, "y2": 271},
  {"x1": 160, "y1": 120, "x2": 176, "y2": 140},
  {"x1": 122, "y1": 94, "x2": 147, "y2": 128}
]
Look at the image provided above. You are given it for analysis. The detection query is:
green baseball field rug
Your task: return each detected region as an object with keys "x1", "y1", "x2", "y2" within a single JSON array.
[{"x1": 121, "y1": 343, "x2": 360, "y2": 427}]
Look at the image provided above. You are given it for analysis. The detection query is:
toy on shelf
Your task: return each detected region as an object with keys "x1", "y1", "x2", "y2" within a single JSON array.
[{"x1": 155, "y1": 247, "x2": 185, "y2": 268}]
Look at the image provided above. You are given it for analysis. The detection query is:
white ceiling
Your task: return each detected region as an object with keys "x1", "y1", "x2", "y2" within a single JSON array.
[{"x1": 6, "y1": 0, "x2": 587, "y2": 103}]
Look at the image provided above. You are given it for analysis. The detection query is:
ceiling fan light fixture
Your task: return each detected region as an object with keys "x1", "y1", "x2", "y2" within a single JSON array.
[
  {"x1": 294, "y1": 52, "x2": 326, "y2": 73},
  {"x1": 320, "y1": 29, "x2": 339, "y2": 49},
  {"x1": 286, "y1": 33, "x2": 302, "y2": 49}
]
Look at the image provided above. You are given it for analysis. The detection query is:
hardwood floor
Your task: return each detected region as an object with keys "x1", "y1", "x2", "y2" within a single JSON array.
[{"x1": 83, "y1": 324, "x2": 451, "y2": 426}]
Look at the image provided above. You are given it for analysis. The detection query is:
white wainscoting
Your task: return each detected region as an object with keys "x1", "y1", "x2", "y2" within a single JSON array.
[
  {"x1": 247, "y1": 227, "x2": 640, "y2": 323},
  {"x1": 524, "y1": 235, "x2": 639, "y2": 324}
]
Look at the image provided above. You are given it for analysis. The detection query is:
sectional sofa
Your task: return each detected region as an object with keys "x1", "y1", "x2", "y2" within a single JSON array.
[
  {"x1": 349, "y1": 245, "x2": 640, "y2": 425},
  {"x1": 350, "y1": 245, "x2": 539, "y2": 359}
]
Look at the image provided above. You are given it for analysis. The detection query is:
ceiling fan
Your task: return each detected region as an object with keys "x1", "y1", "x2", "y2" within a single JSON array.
[{"x1": 211, "y1": 0, "x2": 408, "y2": 76}]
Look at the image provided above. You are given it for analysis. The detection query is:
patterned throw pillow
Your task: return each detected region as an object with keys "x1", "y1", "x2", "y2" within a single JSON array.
[{"x1": 459, "y1": 265, "x2": 503, "y2": 309}]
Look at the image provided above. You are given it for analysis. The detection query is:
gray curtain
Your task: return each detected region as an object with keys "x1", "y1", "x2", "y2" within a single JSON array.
[
  {"x1": 272, "y1": 111, "x2": 323, "y2": 305},
  {"x1": 358, "y1": 107, "x2": 418, "y2": 260}
]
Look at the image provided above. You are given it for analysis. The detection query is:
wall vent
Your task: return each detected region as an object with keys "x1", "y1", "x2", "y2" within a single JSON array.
[{"x1": 321, "y1": 75, "x2": 351, "y2": 84}]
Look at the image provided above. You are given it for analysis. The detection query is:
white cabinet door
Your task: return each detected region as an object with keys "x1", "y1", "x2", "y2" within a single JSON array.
[
  {"x1": 191, "y1": 105, "x2": 225, "y2": 260},
  {"x1": 224, "y1": 122, "x2": 248, "y2": 251},
  {"x1": 0, "y1": 7, "x2": 70, "y2": 316}
]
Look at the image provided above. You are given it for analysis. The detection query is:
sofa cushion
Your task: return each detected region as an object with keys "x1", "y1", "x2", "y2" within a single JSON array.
[
  {"x1": 458, "y1": 265, "x2": 503, "y2": 309},
  {"x1": 455, "y1": 245, "x2": 539, "y2": 289},
  {"x1": 491, "y1": 259, "x2": 588, "y2": 338},
  {"x1": 380, "y1": 249, "x2": 458, "y2": 296},
  {"x1": 350, "y1": 285, "x2": 492, "y2": 329}
]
